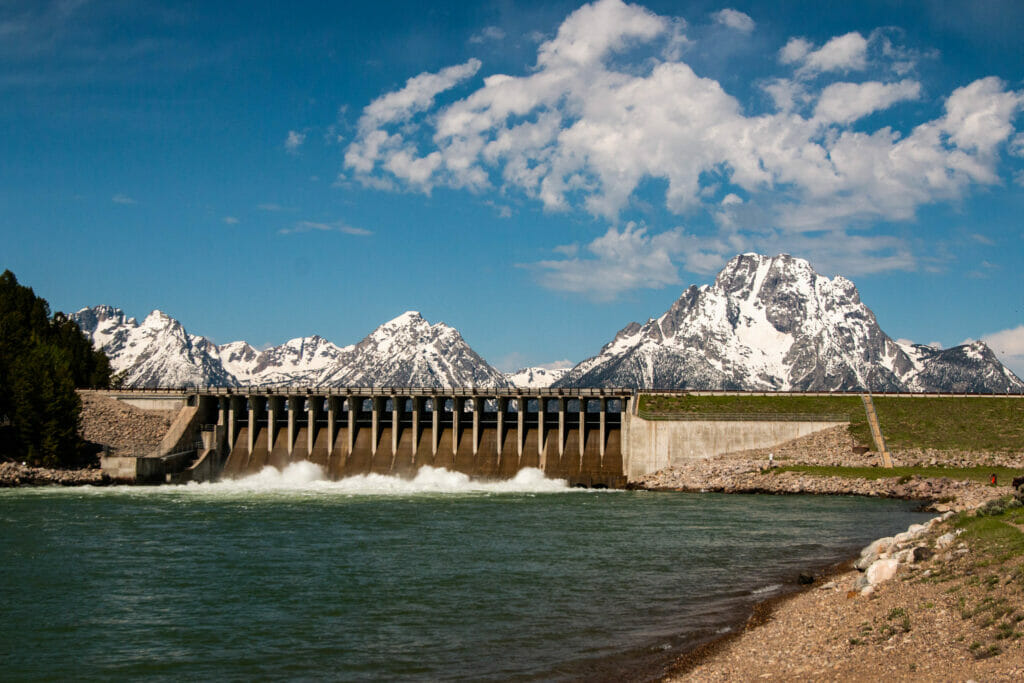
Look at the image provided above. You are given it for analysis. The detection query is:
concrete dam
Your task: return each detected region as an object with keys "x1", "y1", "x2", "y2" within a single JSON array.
[
  {"x1": 92, "y1": 388, "x2": 850, "y2": 487},
  {"x1": 101, "y1": 388, "x2": 633, "y2": 488}
]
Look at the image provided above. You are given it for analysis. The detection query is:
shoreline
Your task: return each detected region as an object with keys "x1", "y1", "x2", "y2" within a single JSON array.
[{"x1": 658, "y1": 499, "x2": 1024, "y2": 680}]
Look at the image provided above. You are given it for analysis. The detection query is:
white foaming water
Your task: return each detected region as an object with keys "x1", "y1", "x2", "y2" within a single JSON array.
[
  {"x1": 750, "y1": 583, "x2": 783, "y2": 596},
  {"x1": 177, "y1": 463, "x2": 575, "y2": 496}
]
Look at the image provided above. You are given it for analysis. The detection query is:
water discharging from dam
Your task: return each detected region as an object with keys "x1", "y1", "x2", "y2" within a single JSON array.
[{"x1": 215, "y1": 392, "x2": 628, "y2": 487}]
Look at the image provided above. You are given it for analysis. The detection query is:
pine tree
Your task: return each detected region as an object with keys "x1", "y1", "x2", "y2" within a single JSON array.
[{"x1": 0, "y1": 270, "x2": 111, "y2": 466}]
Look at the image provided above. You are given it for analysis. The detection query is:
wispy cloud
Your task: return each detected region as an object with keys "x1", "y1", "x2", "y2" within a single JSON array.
[
  {"x1": 112, "y1": 193, "x2": 136, "y2": 205},
  {"x1": 223, "y1": 216, "x2": 239, "y2": 225},
  {"x1": 279, "y1": 220, "x2": 372, "y2": 236},
  {"x1": 256, "y1": 202, "x2": 292, "y2": 212},
  {"x1": 711, "y1": 9, "x2": 754, "y2": 33},
  {"x1": 469, "y1": 26, "x2": 506, "y2": 44},
  {"x1": 285, "y1": 130, "x2": 306, "y2": 153}
]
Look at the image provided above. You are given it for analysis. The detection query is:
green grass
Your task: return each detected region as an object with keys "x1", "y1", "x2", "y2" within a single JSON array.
[
  {"x1": 639, "y1": 394, "x2": 866, "y2": 435},
  {"x1": 638, "y1": 394, "x2": 1024, "y2": 452},
  {"x1": 773, "y1": 465, "x2": 1024, "y2": 485},
  {"x1": 956, "y1": 505, "x2": 1024, "y2": 563},
  {"x1": 872, "y1": 397, "x2": 1024, "y2": 452}
]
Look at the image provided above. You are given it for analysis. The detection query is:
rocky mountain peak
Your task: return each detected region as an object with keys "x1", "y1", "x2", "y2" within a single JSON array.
[{"x1": 554, "y1": 253, "x2": 1024, "y2": 393}]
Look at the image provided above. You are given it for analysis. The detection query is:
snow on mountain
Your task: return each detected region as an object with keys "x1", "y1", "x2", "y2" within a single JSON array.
[
  {"x1": 504, "y1": 367, "x2": 570, "y2": 389},
  {"x1": 214, "y1": 336, "x2": 353, "y2": 386},
  {"x1": 320, "y1": 312, "x2": 510, "y2": 388},
  {"x1": 72, "y1": 254, "x2": 1023, "y2": 392},
  {"x1": 71, "y1": 308, "x2": 507, "y2": 388},
  {"x1": 554, "y1": 253, "x2": 1024, "y2": 393},
  {"x1": 72, "y1": 306, "x2": 234, "y2": 387}
]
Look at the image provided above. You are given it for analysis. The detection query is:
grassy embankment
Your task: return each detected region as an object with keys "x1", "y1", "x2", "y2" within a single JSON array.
[
  {"x1": 639, "y1": 394, "x2": 1024, "y2": 479},
  {"x1": 939, "y1": 502, "x2": 1024, "y2": 658}
]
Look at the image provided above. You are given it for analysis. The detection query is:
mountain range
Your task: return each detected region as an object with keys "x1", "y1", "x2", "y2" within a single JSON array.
[{"x1": 72, "y1": 254, "x2": 1024, "y2": 393}]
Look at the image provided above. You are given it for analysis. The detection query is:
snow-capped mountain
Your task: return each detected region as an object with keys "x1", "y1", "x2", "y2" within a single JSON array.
[
  {"x1": 553, "y1": 253, "x2": 1024, "y2": 393},
  {"x1": 72, "y1": 254, "x2": 1023, "y2": 392},
  {"x1": 72, "y1": 306, "x2": 235, "y2": 387},
  {"x1": 504, "y1": 367, "x2": 570, "y2": 389},
  {"x1": 72, "y1": 308, "x2": 509, "y2": 388},
  {"x1": 319, "y1": 312, "x2": 510, "y2": 387}
]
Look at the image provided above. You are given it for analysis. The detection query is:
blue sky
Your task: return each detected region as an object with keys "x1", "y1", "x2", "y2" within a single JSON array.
[{"x1": 3, "y1": 0, "x2": 1024, "y2": 374}]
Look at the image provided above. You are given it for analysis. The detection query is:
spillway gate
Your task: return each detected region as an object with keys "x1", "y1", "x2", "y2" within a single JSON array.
[{"x1": 187, "y1": 388, "x2": 631, "y2": 488}]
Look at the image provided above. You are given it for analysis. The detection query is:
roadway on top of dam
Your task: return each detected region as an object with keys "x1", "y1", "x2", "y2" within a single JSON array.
[{"x1": 82, "y1": 387, "x2": 1024, "y2": 398}]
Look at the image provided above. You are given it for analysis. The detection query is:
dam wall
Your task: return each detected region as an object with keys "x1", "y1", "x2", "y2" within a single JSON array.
[
  {"x1": 101, "y1": 389, "x2": 632, "y2": 487},
  {"x1": 622, "y1": 413, "x2": 847, "y2": 481},
  {"x1": 93, "y1": 389, "x2": 860, "y2": 486}
]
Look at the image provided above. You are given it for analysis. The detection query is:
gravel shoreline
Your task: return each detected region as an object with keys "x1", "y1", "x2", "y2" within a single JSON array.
[{"x1": 644, "y1": 426, "x2": 1024, "y2": 681}]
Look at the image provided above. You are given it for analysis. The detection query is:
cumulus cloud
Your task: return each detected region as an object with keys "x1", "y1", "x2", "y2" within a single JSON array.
[
  {"x1": 279, "y1": 220, "x2": 372, "y2": 236},
  {"x1": 528, "y1": 223, "x2": 684, "y2": 300},
  {"x1": 342, "y1": 0, "x2": 1024, "y2": 290},
  {"x1": 346, "y1": 0, "x2": 1023, "y2": 229},
  {"x1": 812, "y1": 79, "x2": 921, "y2": 124},
  {"x1": 783, "y1": 32, "x2": 869, "y2": 74},
  {"x1": 285, "y1": 130, "x2": 306, "y2": 153},
  {"x1": 982, "y1": 324, "x2": 1024, "y2": 378},
  {"x1": 711, "y1": 8, "x2": 754, "y2": 33}
]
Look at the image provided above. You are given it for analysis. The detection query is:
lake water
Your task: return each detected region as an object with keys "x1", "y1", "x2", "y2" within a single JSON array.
[{"x1": 0, "y1": 464, "x2": 931, "y2": 680}]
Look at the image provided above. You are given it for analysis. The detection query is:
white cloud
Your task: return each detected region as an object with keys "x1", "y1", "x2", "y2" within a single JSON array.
[
  {"x1": 470, "y1": 26, "x2": 506, "y2": 44},
  {"x1": 779, "y1": 37, "x2": 812, "y2": 65},
  {"x1": 711, "y1": 9, "x2": 754, "y2": 33},
  {"x1": 112, "y1": 193, "x2": 136, "y2": 204},
  {"x1": 285, "y1": 130, "x2": 306, "y2": 153},
  {"x1": 787, "y1": 32, "x2": 869, "y2": 75},
  {"x1": 279, "y1": 220, "x2": 372, "y2": 236},
  {"x1": 257, "y1": 202, "x2": 289, "y2": 211},
  {"x1": 343, "y1": 0, "x2": 1024, "y2": 284},
  {"x1": 223, "y1": 216, "x2": 239, "y2": 224},
  {"x1": 539, "y1": 359, "x2": 574, "y2": 370},
  {"x1": 982, "y1": 324, "x2": 1024, "y2": 378},
  {"x1": 527, "y1": 223, "x2": 683, "y2": 300},
  {"x1": 1010, "y1": 133, "x2": 1024, "y2": 157},
  {"x1": 813, "y1": 79, "x2": 921, "y2": 125},
  {"x1": 359, "y1": 59, "x2": 480, "y2": 131}
]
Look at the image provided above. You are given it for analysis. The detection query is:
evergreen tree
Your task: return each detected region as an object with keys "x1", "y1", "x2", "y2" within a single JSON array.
[{"x1": 0, "y1": 270, "x2": 112, "y2": 466}]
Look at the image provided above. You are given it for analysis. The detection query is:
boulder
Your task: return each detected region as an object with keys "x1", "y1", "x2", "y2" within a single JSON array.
[
  {"x1": 936, "y1": 532, "x2": 956, "y2": 549},
  {"x1": 866, "y1": 558, "x2": 899, "y2": 586},
  {"x1": 855, "y1": 536, "x2": 893, "y2": 571},
  {"x1": 911, "y1": 546, "x2": 934, "y2": 563}
]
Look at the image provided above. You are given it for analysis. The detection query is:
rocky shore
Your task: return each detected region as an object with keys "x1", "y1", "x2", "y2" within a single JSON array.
[
  {"x1": 0, "y1": 461, "x2": 108, "y2": 487},
  {"x1": 667, "y1": 498, "x2": 1024, "y2": 680},
  {"x1": 651, "y1": 426, "x2": 1024, "y2": 680},
  {"x1": 1, "y1": 393, "x2": 176, "y2": 487}
]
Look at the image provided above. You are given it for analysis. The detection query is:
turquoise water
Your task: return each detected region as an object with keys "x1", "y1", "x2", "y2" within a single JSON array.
[{"x1": 0, "y1": 466, "x2": 930, "y2": 680}]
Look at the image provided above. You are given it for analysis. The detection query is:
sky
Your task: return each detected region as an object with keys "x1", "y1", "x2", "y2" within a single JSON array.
[{"x1": 2, "y1": 0, "x2": 1024, "y2": 375}]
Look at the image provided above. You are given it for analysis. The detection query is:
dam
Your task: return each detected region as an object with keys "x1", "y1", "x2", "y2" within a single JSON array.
[
  {"x1": 99, "y1": 388, "x2": 633, "y2": 488},
  {"x1": 89, "y1": 387, "x2": 854, "y2": 487}
]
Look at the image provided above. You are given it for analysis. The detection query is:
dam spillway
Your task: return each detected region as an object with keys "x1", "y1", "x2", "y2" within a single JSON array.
[{"x1": 191, "y1": 388, "x2": 631, "y2": 488}]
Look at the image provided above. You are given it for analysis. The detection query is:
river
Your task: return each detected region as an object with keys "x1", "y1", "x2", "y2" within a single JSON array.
[{"x1": 0, "y1": 464, "x2": 931, "y2": 680}]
